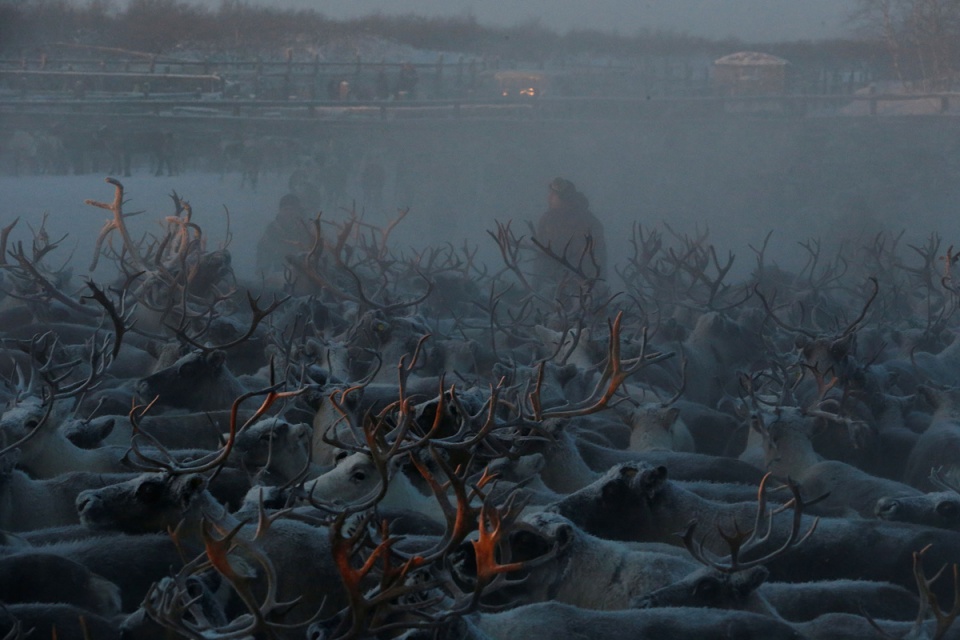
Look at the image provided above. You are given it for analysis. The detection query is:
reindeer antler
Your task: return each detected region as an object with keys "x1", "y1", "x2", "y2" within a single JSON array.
[
  {"x1": 527, "y1": 313, "x2": 674, "y2": 420},
  {"x1": 679, "y1": 473, "x2": 825, "y2": 573},
  {"x1": 85, "y1": 177, "x2": 148, "y2": 272},
  {"x1": 912, "y1": 544, "x2": 960, "y2": 640}
]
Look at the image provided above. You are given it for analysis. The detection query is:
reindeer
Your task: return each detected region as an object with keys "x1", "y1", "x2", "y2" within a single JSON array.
[
  {"x1": 136, "y1": 349, "x2": 250, "y2": 412},
  {"x1": 548, "y1": 462, "x2": 960, "y2": 599},
  {"x1": 0, "y1": 449, "x2": 138, "y2": 531},
  {"x1": 903, "y1": 386, "x2": 960, "y2": 491},
  {"x1": 455, "y1": 602, "x2": 805, "y2": 640},
  {"x1": 0, "y1": 604, "x2": 120, "y2": 640},
  {"x1": 0, "y1": 553, "x2": 122, "y2": 617}
]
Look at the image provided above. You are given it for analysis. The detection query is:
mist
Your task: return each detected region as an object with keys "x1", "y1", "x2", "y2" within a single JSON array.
[
  {"x1": 4, "y1": 115, "x2": 955, "y2": 288},
  {"x1": 6, "y1": 2, "x2": 960, "y2": 637},
  {"x1": 99, "y1": 0, "x2": 857, "y2": 42}
]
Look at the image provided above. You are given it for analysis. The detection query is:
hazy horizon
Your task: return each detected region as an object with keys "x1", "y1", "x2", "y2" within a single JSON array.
[{"x1": 124, "y1": 0, "x2": 858, "y2": 43}]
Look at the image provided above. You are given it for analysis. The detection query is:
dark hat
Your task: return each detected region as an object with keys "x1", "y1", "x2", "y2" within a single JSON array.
[
  {"x1": 549, "y1": 177, "x2": 577, "y2": 202},
  {"x1": 279, "y1": 193, "x2": 303, "y2": 212}
]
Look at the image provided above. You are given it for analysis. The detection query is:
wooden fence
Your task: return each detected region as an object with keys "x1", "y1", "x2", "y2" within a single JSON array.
[{"x1": 1, "y1": 92, "x2": 957, "y2": 126}]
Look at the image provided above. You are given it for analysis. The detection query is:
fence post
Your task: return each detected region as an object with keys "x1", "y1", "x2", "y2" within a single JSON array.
[{"x1": 283, "y1": 48, "x2": 292, "y2": 100}]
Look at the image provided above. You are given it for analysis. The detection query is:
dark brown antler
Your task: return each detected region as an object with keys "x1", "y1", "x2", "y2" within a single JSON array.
[
  {"x1": 912, "y1": 544, "x2": 960, "y2": 640},
  {"x1": 4, "y1": 240, "x2": 97, "y2": 318},
  {"x1": 326, "y1": 513, "x2": 437, "y2": 639},
  {"x1": 487, "y1": 220, "x2": 535, "y2": 292},
  {"x1": 144, "y1": 515, "x2": 319, "y2": 639},
  {"x1": 81, "y1": 280, "x2": 136, "y2": 359},
  {"x1": 753, "y1": 285, "x2": 817, "y2": 340},
  {"x1": 679, "y1": 473, "x2": 824, "y2": 573},
  {"x1": 530, "y1": 231, "x2": 603, "y2": 282},
  {"x1": 406, "y1": 446, "x2": 502, "y2": 564},
  {"x1": 173, "y1": 291, "x2": 289, "y2": 353},
  {"x1": 0, "y1": 217, "x2": 19, "y2": 268},
  {"x1": 0, "y1": 388, "x2": 56, "y2": 458},
  {"x1": 204, "y1": 518, "x2": 314, "y2": 635},
  {"x1": 85, "y1": 177, "x2": 148, "y2": 272},
  {"x1": 527, "y1": 312, "x2": 674, "y2": 421},
  {"x1": 127, "y1": 364, "x2": 305, "y2": 477}
]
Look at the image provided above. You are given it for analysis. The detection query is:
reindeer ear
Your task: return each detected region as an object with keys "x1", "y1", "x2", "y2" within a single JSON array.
[
  {"x1": 736, "y1": 566, "x2": 769, "y2": 596},
  {"x1": 600, "y1": 476, "x2": 630, "y2": 505},
  {"x1": 637, "y1": 465, "x2": 668, "y2": 499},
  {"x1": 178, "y1": 474, "x2": 208, "y2": 507},
  {"x1": 554, "y1": 522, "x2": 574, "y2": 550},
  {"x1": 178, "y1": 356, "x2": 201, "y2": 378},
  {"x1": 557, "y1": 363, "x2": 578, "y2": 385},
  {"x1": 527, "y1": 453, "x2": 546, "y2": 473},
  {"x1": 659, "y1": 407, "x2": 681, "y2": 429},
  {"x1": 261, "y1": 421, "x2": 288, "y2": 440},
  {"x1": 63, "y1": 417, "x2": 115, "y2": 449},
  {"x1": 0, "y1": 448, "x2": 21, "y2": 475},
  {"x1": 917, "y1": 385, "x2": 942, "y2": 410},
  {"x1": 206, "y1": 350, "x2": 227, "y2": 369},
  {"x1": 829, "y1": 336, "x2": 851, "y2": 359},
  {"x1": 936, "y1": 499, "x2": 960, "y2": 521},
  {"x1": 509, "y1": 529, "x2": 554, "y2": 560}
]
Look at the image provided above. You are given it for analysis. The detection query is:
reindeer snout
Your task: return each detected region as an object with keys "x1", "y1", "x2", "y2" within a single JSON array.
[
  {"x1": 76, "y1": 490, "x2": 101, "y2": 522},
  {"x1": 134, "y1": 379, "x2": 151, "y2": 400},
  {"x1": 75, "y1": 491, "x2": 93, "y2": 512},
  {"x1": 874, "y1": 497, "x2": 900, "y2": 519},
  {"x1": 632, "y1": 595, "x2": 657, "y2": 609}
]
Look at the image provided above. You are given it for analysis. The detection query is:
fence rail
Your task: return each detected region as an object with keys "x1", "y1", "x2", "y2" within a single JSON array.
[{"x1": 0, "y1": 92, "x2": 956, "y2": 124}]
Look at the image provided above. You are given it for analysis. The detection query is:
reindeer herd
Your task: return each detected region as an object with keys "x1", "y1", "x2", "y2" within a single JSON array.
[{"x1": 4, "y1": 177, "x2": 960, "y2": 638}]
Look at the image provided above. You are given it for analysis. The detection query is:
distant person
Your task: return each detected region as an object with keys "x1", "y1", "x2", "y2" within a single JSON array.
[
  {"x1": 396, "y1": 63, "x2": 419, "y2": 99},
  {"x1": 360, "y1": 160, "x2": 386, "y2": 211},
  {"x1": 533, "y1": 177, "x2": 607, "y2": 283},
  {"x1": 256, "y1": 193, "x2": 308, "y2": 279},
  {"x1": 375, "y1": 68, "x2": 390, "y2": 100}
]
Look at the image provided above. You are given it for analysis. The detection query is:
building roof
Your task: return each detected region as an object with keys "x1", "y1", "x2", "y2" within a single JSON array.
[{"x1": 714, "y1": 51, "x2": 788, "y2": 66}]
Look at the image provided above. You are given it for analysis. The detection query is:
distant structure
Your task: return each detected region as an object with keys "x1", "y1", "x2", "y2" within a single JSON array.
[
  {"x1": 493, "y1": 70, "x2": 549, "y2": 98},
  {"x1": 713, "y1": 51, "x2": 789, "y2": 96}
]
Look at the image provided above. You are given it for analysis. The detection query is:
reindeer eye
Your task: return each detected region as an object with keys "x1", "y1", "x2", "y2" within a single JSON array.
[
  {"x1": 351, "y1": 470, "x2": 367, "y2": 483},
  {"x1": 178, "y1": 360, "x2": 201, "y2": 377},
  {"x1": 694, "y1": 578, "x2": 718, "y2": 597},
  {"x1": 937, "y1": 501, "x2": 960, "y2": 519},
  {"x1": 136, "y1": 481, "x2": 164, "y2": 503},
  {"x1": 23, "y1": 419, "x2": 39, "y2": 430}
]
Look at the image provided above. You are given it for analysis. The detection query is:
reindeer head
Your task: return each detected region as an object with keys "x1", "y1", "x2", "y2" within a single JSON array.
[{"x1": 76, "y1": 472, "x2": 208, "y2": 534}]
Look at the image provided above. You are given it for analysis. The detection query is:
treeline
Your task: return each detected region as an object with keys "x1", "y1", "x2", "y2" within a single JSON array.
[{"x1": 0, "y1": 0, "x2": 886, "y2": 70}]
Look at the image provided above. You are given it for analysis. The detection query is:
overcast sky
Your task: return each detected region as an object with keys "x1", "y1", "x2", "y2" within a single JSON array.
[{"x1": 289, "y1": 0, "x2": 857, "y2": 42}]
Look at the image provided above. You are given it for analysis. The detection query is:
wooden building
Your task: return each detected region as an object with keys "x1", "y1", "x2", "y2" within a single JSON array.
[{"x1": 713, "y1": 51, "x2": 789, "y2": 96}]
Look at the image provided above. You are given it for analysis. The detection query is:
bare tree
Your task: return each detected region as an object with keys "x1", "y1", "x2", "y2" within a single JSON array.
[{"x1": 852, "y1": 0, "x2": 960, "y2": 89}]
